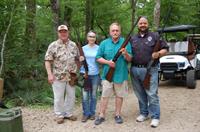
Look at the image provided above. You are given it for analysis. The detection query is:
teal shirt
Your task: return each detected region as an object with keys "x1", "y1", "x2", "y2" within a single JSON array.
[{"x1": 96, "y1": 37, "x2": 132, "y2": 83}]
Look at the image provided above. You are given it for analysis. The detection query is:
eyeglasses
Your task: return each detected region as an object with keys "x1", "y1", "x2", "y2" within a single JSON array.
[{"x1": 88, "y1": 36, "x2": 96, "y2": 38}]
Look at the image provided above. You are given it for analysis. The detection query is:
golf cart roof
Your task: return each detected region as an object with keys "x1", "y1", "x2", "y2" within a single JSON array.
[{"x1": 157, "y1": 25, "x2": 198, "y2": 33}]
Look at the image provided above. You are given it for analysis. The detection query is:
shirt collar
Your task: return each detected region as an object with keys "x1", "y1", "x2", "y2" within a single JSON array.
[
  {"x1": 137, "y1": 31, "x2": 149, "y2": 38},
  {"x1": 110, "y1": 37, "x2": 121, "y2": 44},
  {"x1": 57, "y1": 39, "x2": 69, "y2": 45}
]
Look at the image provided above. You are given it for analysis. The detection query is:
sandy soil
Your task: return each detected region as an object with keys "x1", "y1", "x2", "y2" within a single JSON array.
[{"x1": 22, "y1": 80, "x2": 200, "y2": 132}]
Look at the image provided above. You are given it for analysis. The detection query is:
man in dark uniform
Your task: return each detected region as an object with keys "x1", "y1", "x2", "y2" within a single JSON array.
[{"x1": 130, "y1": 17, "x2": 168, "y2": 127}]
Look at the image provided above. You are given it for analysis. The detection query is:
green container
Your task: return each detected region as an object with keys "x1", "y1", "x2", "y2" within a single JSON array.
[{"x1": 0, "y1": 107, "x2": 23, "y2": 132}]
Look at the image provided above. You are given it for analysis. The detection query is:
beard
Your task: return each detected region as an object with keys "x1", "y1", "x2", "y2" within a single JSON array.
[{"x1": 138, "y1": 27, "x2": 149, "y2": 34}]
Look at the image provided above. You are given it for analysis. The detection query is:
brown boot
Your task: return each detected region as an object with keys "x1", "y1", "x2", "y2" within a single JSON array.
[
  {"x1": 55, "y1": 117, "x2": 64, "y2": 124},
  {"x1": 81, "y1": 116, "x2": 89, "y2": 122},
  {"x1": 64, "y1": 115, "x2": 77, "y2": 121},
  {"x1": 89, "y1": 115, "x2": 95, "y2": 120}
]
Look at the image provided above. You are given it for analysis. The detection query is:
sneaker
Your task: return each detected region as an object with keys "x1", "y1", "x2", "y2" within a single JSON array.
[
  {"x1": 64, "y1": 115, "x2": 77, "y2": 121},
  {"x1": 136, "y1": 115, "x2": 148, "y2": 122},
  {"x1": 89, "y1": 115, "x2": 95, "y2": 120},
  {"x1": 114, "y1": 115, "x2": 123, "y2": 124},
  {"x1": 150, "y1": 119, "x2": 159, "y2": 128},
  {"x1": 94, "y1": 117, "x2": 105, "y2": 125},
  {"x1": 55, "y1": 117, "x2": 64, "y2": 124},
  {"x1": 81, "y1": 116, "x2": 89, "y2": 122}
]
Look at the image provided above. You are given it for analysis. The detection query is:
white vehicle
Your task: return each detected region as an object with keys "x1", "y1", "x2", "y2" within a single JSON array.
[
  {"x1": 190, "y1": 34, "x2": 200, "y2": 79},
  {"x1": 158, "y1": 25, "x2": 199, "y2": 89}
]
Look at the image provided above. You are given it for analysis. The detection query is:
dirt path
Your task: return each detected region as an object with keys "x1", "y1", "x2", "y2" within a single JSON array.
[{"x1": 22, "y1": 80, "x2": 200, "y2": 132}]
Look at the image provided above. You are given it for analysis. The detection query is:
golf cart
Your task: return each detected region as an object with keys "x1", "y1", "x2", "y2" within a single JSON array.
[{"x1": 158, "y1": 25, "x2": 200, "y2": 89}]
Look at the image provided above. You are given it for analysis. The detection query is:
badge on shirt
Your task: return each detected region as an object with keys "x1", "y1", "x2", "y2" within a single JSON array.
[{"x1": 147, "y1": 36, "x2": 152, "y2": 42}]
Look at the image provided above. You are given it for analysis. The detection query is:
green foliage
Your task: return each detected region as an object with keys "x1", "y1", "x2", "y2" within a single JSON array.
[
  {"x1": 4, "y1": 79, "x2": 53, "y2": 106},
  {"x1": 0, "y1": 0, "x2": 200, "y2": 107},
  {"x1": 136, "y1": 0, "x2": 155, "y2": 28}
]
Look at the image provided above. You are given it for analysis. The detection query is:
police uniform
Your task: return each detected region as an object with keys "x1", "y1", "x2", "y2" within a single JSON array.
[
  {"x1": 130, "y1": 31, "x2": 168, "y2": 120},
  {"x1": 131, "y1": 32, "x2": 168, "y2": 66}
]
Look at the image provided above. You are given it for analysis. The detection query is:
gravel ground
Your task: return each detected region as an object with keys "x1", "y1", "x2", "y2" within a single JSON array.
[{"x1": 22, "y1": 80, "x2": 200, "y2": 132}]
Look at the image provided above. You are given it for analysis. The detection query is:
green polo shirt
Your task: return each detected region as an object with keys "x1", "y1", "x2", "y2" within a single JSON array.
[{"x1": 96, "y1": 37, "x2": 132, "y2": 83}]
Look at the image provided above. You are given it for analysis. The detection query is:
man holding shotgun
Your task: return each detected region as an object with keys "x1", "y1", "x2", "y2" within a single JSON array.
[
  {"x1": 130, "y1": 17, "x2": 168, "y2": 127},
  {"x1": 94, "y1": 22, "x2": 132, "y2": 125}
]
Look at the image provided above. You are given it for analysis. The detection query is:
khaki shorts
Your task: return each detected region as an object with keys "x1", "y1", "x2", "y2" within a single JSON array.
[{"x1": 101, "y1": 80, "x2": 128, "y2": 98}]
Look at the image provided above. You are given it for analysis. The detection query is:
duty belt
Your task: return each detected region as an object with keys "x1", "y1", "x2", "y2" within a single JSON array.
[{"x1": 132, "y1": 64, "x2": 148, "y2": 68}]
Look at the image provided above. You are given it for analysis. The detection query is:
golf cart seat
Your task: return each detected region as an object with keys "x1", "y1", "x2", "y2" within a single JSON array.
[
  {"x1": 187, "y1": 38, "x2": 196, "y2": 60},
  {"x1": 167, "y1": 39, "x2": 195, "y2": 60}
]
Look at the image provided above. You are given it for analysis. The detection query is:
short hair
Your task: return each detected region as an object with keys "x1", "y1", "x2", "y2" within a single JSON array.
[
  {"x1": 87, "y1": 30, "x2": 96, "y2": 36},
  {"x1": 140, "y1": 16, "x2": 148, "y2": 20},
  {"x1": 109, "y1": 22, "x2": 121, "y2": 30}
]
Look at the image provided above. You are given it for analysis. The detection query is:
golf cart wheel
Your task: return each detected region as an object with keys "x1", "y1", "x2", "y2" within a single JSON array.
[{"x1": 186, "y1": 70, "x2": 196, "y2": 89}]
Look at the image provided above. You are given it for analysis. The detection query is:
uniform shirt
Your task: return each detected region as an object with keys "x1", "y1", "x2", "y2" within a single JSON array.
[
  {"x1": 131, "y1": 31, "x2": 168, "y2": 65},
  {"x1": 80, "y1": 44, "x2": 99, "y2": 75},
  {"x1": 96, "y1": 37, "x2": 132, "y2": 83},
  {"x1": 45, "y1": 39, "x2": 79, "y2": 81}
]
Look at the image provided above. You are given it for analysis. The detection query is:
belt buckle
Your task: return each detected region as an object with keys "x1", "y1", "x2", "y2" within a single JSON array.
[{"x1": 139, "y1": 65, "x2": 143, "y2": 68}]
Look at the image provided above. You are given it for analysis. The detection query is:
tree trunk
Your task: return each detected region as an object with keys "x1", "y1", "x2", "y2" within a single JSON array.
[
  {"x1": 85, "y1": 0, "x2": 92, "y2": 37},
  {"x1": 50, "y1": 0, "x2": 60, "y2": 33},
  {"x1": 153, "y1": 0, "x2": 161, "y2": 29},
  {"x1": 63, "y1": 5, "x2": 73, "y2": 27},
  {"x1": 0, "y1": 78, "x2": 3, "y2": 100},
  {"x1": 0, "y1": 7, "x2": 14, "y2": 77},
  {"x1": 25, "y1": 0, "x2": 36, "y2": 51},
  {"x1": 131, "y1": 0, "x2": 137, "y2": 29}
]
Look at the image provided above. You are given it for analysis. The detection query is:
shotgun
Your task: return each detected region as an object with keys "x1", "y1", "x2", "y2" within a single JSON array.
[
  {"x1": 76, "y1": 42, "x2": 89, "y2": 78},
  {"x1": 105, "y1": 17, "x2": 141, "y2": 82},
  {"x1": 143, "y1": 7, "x2": 171, "y2": 89},
  {"x1": 143, "y1": 39, "x2": 161, "y2": 89},
  {"x1": 73, "y1": 28, "x2": 89, "y2": 78}
]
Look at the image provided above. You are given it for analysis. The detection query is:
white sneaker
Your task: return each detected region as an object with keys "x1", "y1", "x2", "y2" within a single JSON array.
[
  {"x1": 150, "y1": 119, "x2": 159, "y2": 128},
  {"x1": 136, "y1": 115, "x2": 148, "y2": 122}
]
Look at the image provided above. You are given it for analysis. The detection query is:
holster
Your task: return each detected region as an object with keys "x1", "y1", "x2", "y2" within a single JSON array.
[{"x1": 69, "y1": 73, "x2": 78, "y2": 86}]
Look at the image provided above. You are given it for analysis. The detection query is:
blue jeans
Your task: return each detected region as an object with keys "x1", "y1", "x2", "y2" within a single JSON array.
[
  {"x1": 130, "y1": 66, "x2": 160, "y2": 119},
  {"x1": 82, "y1": 74, "x2": 100, "y2": 117}
]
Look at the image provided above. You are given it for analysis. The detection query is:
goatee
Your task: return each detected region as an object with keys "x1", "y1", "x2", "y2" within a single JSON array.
[{"x1": 138, "y1": 28, "x2": 149, "y2": 34}]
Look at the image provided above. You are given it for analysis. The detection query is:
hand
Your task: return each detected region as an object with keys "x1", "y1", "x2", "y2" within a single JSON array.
[
  {"x1": 107, "y1": 60, "x2": 115, "y2": 68},
  {"x1": 48, "y1": 74, "x2": 55, "y2": 84},
  {"x1": 79, "y1": 56, "x2": 85, "y2": 62},
  {"x1": 83, "y1": 73, "x2": 88, "y2": 79},
  {"x1": 152, "y1": 52, "x2": 160, "y2": 59},
  {"x1": 120, "y1": 48, "x2": 128, "y2": 55}
]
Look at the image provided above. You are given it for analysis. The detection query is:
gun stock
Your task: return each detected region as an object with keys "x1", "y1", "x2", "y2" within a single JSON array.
[
  {"x1": 143, "y1": 73, "x2": 151, "y2": 88},
  {"x1": 105, "y1": 67, "x2": 115, "y2": 82},
  {"x1": 143, "y1": 40, "x2": 160, "y2": 89}
]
